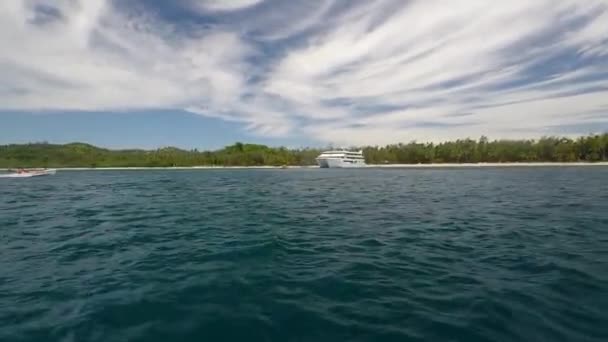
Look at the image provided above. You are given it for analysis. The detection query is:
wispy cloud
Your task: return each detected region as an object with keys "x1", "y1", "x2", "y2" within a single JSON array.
[
  {"x1": 1, "y1": 0, "x2": 607, "y2": 145},
  {"x1": 189, "y1": 0, "x2": 264, "y2": 12}
]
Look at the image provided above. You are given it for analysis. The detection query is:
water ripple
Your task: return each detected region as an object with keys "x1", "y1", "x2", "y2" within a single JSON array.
[{"x1": 1, "y1": 168, "x2": 607, "y2": 342}]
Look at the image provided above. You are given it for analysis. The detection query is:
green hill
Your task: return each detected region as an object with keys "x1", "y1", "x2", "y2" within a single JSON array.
[{"x1": 0, "y1": 134, "x2": 606, "y2": 168}]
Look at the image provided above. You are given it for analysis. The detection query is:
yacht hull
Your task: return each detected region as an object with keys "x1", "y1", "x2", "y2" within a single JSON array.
[{"x1": 316, "y1": 158, "x2": 366, "y2": 168}]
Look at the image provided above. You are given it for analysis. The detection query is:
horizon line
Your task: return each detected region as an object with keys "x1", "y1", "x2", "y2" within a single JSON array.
[{"x1": 2, "y1": 132, "x2": 607, "y2": 151}]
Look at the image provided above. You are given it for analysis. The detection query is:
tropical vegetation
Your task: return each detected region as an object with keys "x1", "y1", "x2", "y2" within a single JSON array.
[{"x1": 0, "y1": 134, "x2": 607, "y2": 168}]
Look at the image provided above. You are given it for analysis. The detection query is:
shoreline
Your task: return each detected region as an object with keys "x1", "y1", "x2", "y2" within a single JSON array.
[
  {"x1": 367, "y1": 162, "x2": 608, "y2": 168},
  {"x1": 2, "y1": 162, "x2": 608, "y2": 171}
]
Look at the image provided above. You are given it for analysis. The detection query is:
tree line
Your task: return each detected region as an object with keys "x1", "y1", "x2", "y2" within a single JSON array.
[
  {"x1": 0, "y1": 134, "x2": 606, "y2": 168},
  {"x1": 363, "y1": 134, "x2": 608, "y2": 164}
]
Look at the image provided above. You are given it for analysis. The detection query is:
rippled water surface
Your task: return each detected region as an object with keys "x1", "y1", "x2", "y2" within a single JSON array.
[{"x1": 1, "y1": 168, "x2": 607, "y2": 342}]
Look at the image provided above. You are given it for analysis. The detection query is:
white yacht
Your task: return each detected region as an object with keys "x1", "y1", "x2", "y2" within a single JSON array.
[{"x1": 316, "y1": 150, "x2": 366, "y2": 168}]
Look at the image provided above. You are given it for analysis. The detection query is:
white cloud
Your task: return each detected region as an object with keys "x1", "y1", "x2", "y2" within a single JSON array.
[
  {"x1": 0, "y1": 1, "x2": 252, "y2": 112},
  {"x1": 191, "y1": 0, "x2": 264, "y2": 11},
  {"x1": 262, "y1": 0, "x2": 608, "y2": 143},
  {"x1": 1, "y1": 0, "x2": 607, "y2": 145}
]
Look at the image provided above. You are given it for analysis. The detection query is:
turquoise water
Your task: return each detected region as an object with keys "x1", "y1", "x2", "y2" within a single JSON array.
[{"x1": 1, "y1": 168, "x2": 607, "y2": 342}]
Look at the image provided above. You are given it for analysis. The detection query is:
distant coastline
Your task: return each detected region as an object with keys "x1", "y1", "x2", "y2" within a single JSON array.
[
  {"x1": 2, "y1": 162, "x2": 608, "y2": 172},
  {"x1": 1, "y1": 134, "x2": 607, "y2": 168}
]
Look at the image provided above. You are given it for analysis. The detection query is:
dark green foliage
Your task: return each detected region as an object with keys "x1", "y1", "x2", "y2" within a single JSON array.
[
  {"x1": 0, "y1": 142, "x2": 323, "y2": 167},
  {"x1": 0, "y1": 134, "x2": 607, "y2": 167},
  {"x1": 363, "y1": 134, "x2": 608, "y2": 164}
]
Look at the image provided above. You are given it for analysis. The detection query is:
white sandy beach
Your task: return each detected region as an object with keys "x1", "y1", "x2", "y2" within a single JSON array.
[{"x1": 367, "y1": 162, "x2": 608, "y2": 168}]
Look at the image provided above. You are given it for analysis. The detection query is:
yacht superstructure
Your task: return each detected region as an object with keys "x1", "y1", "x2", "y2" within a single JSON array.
[{"x1": 316, "y1": 150, "x2": 366, "y2": 168}]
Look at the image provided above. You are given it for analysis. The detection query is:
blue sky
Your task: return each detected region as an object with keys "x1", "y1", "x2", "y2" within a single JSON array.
[
  {"x1": 1, "y1": 0, "x2": 607, "y2": 149},
  {"x1": 0, "y1": 110, "x2": 314, "y2": 149}
]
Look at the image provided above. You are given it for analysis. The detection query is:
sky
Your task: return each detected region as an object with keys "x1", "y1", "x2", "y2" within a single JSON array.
[{"x1": 1, "y1": 0, "x2": 607, "y2": 149}]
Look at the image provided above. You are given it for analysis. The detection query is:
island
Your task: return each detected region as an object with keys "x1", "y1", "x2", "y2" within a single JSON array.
[{"x1": 0, "y1": 134, "x2": 606, "y2": 168}]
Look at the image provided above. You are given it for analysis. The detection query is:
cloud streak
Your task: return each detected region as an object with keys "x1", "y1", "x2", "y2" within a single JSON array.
[{"x1": 1, "y1": 0, "x2": 607, "y2": 145}]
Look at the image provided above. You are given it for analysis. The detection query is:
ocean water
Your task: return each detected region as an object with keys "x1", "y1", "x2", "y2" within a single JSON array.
[{"x1": 1, "y1": 168, "x2": 607, "y2": 342}]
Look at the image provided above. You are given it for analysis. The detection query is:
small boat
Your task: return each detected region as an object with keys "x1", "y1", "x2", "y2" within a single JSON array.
[{"x1": 0, "y1": 169, "x2": 57, "y2": 178}]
